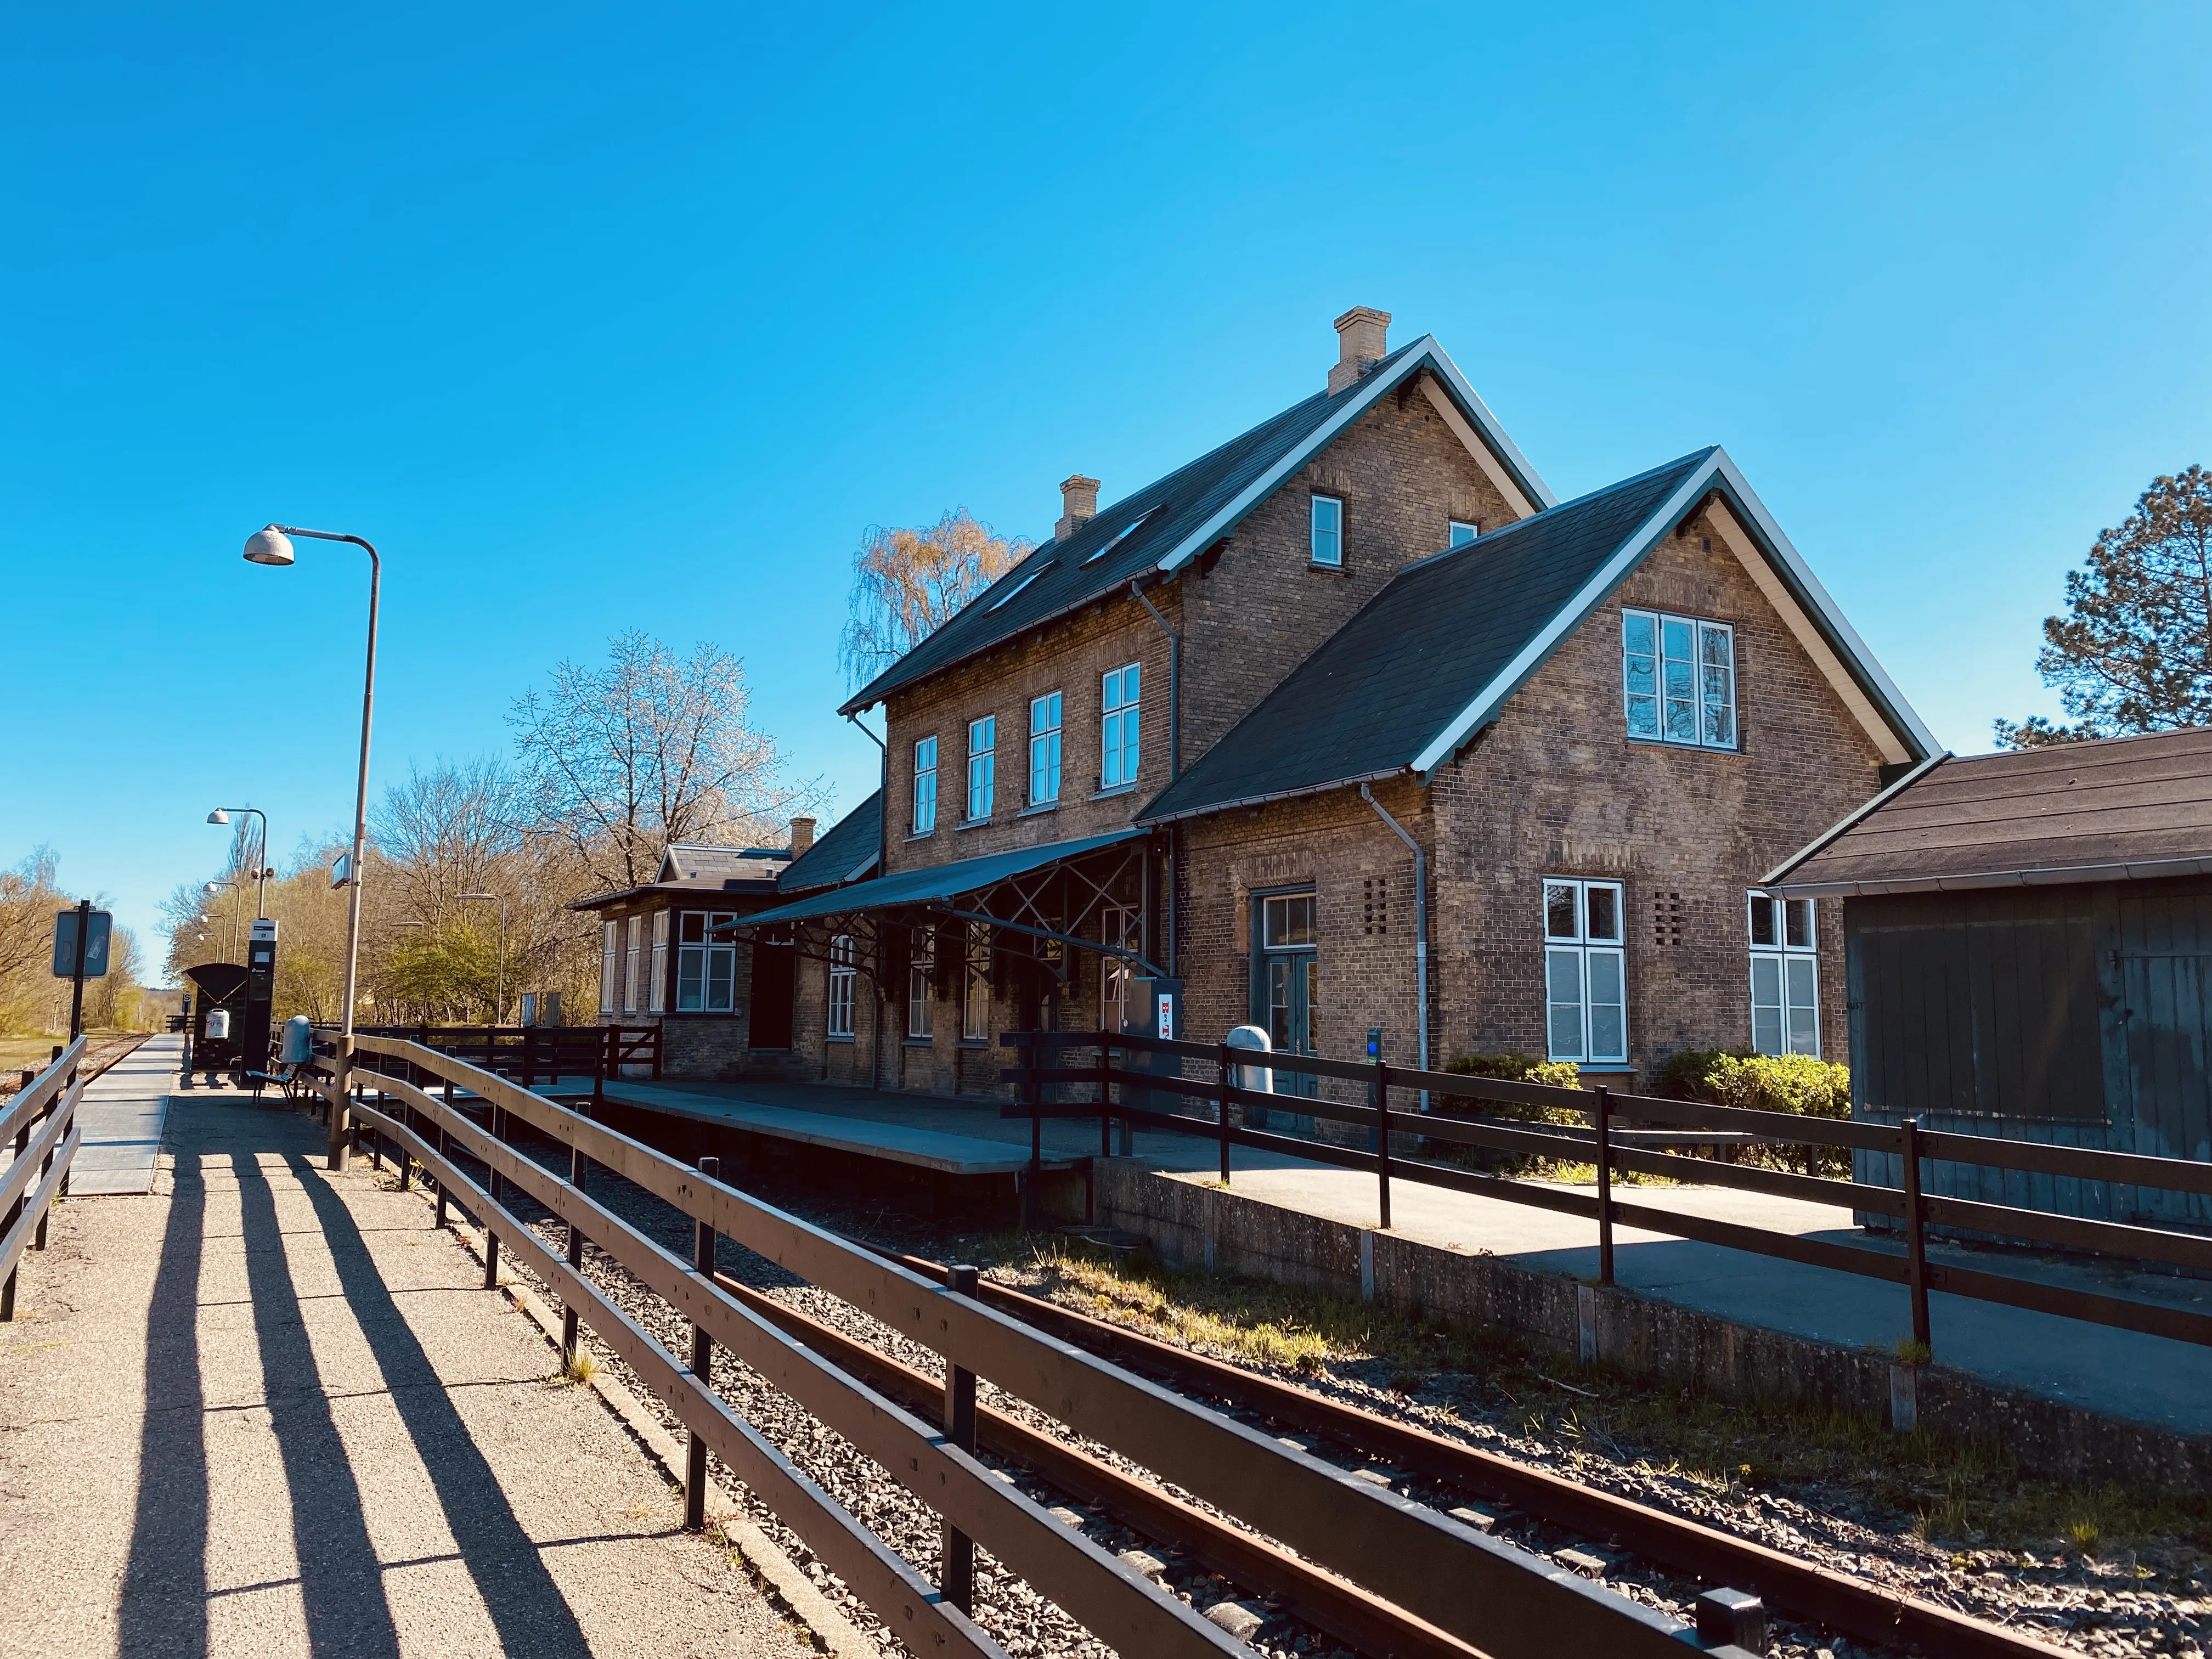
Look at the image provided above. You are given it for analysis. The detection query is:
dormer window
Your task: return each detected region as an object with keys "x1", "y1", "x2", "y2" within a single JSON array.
[{"x1": 1310, "y1": 494, "x2": 1344, "y2": 568}]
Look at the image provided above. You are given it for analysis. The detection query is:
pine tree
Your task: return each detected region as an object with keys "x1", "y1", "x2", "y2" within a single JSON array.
[{"x1": 1995, "y1": 466, "x2": 2212, "y2": 748}]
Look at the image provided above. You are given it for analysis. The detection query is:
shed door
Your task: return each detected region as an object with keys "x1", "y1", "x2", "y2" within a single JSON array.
[{"x1": 2118, "y1": 951, "x2": 2212, "y2": 1164}]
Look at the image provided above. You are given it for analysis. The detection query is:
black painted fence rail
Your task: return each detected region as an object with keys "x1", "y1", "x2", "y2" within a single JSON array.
[
  {"x1": 317, "y1": 1034, "x2": 1763, "y2": 1659},
  {"x1": 1001, "y1": 1030, "x2": 2212, "y2": 1358}
]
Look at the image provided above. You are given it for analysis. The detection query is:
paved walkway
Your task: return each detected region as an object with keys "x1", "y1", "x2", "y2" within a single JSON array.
[
  {"x1": 71, "y1": 1034, "x2": 180, "y2": 1196},
  {"x1": 0, "y1": 1090, "x2": 800, "y2": 1658}
]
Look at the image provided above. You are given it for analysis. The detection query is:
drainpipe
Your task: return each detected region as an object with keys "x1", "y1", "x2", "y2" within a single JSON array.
[
  {"x1": 1361, "y1": 782, "x2": 1429, "y2": 1109},
  {"x1": 1130, "y1": 578, "x2": 1182, "y2": 975}
]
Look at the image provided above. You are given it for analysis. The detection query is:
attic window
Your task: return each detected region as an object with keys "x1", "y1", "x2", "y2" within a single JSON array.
[
  {"x1": 1082, "y1": 506, "x2": 1159, "y2": 565},
  {"x1": 988, "y1": 564, "x2": 1049, "y2": 611}
]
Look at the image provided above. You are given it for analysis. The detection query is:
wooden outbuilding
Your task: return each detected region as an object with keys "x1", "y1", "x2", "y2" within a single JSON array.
[{"x1": 1766, "y1": 727, "x2": 2212, "y2": 1227}]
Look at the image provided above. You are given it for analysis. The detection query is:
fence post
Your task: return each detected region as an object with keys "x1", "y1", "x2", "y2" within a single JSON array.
[
  {"x1": 1595, "y1": 1085, "x2": 1615, "y2": 1286},
  {"x1": 684, "y1": 1154, "x2": 720, "y2": 1530},
  {"x1": 1373, "y1": 1060, "x2": 1393, "y2": 1232},
  {"x1": 33, "y1": 1065, "x2": 70, "y2": 1251},
  {"x1": 593, "y1": 1028, "x2": 607, "y2": 1111},
  {"x1": 1901, "y1": 1117, "x2": 1932, "y2": 1356},
  {"x1": 1098, "y1": 1037, "x2": 1113, "y2": 1157},
  {"x1": 0, "y1": 1104, "x2": 30, "y2": 1319},
  {"x1": 1216, "y1": 1042, "x2": 1232, "y2": 1186},
  {"x1": 1022, "y1": 1038, "x2": 1042, "y2": 1231},
  {"x1": 564, "y1": 1108, "x2": 590, "y2": 1364},
  {"x1": 521, "y1": 1027, "x2": 535, "y2": 1093},
  {"x1": 940, "y1": 1263, "x2": 980, "y2": 1613},
  {"x1": 482, "y1": 1095, "x2": 505, "y2": 1291}
]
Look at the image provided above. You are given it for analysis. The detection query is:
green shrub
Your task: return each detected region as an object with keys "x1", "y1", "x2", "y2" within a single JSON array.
[
  {"x1": 1437, "y1": 1052, "x2": 1585, "y2": 1175},
  {"x1": 1655, "y1": 1048, "x2": 1852, "y2": 1176},
  {"x1": 1444, "y1": 1051, "x2": 1582, "y2": 1090}
]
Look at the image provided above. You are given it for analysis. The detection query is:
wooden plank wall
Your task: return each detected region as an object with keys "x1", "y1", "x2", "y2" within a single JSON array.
[{"x1": 1847, "y1": 876, "x2": 2212, "y2": 1230}]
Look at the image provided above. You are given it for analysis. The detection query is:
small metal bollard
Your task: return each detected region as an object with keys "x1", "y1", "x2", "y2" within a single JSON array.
[
  {"x1": 940, "y1": 1263, "x2": 980, "y2": 1612},
  {"x1": 684, "y1": 1154, "x2": 720, "y2": 1531},
  {"x1": 1695, "y1": 1588, "x2": 1767, "y2": 1652}
]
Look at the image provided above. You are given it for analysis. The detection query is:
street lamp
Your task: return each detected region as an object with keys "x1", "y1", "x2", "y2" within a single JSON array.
[
  {"x1": 204, "y1": 879, "x2": 245, "y2": 960},
  {"x1": 459, "y1": 894, "x2": 507, "y2": 1025},
  {"x1": 207, "y1": 807, "x2": 272, "y2": 918},
  {"x1": 243, "y1": 523, "x2": 379, "y2": 1171}
]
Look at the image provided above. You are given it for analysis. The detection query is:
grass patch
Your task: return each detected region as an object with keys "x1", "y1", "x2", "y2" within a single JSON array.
[
  {"x1": 984, "y1": 1234, "x2": 2212, "y2": 1557},
  {"x1": 561, "y1": 1346, "x2": 603, "y2": 1387}
]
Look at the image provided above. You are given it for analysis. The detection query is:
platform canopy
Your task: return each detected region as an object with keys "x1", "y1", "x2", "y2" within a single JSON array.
[{"x1": 719, "y1": 826, "x2": 1154, "y2": 980}]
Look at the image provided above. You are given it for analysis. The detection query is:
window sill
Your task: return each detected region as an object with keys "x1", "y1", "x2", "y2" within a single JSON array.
[
  {"x1": 955, "y1": 816, "x2": 995, "y2": 832},
  {"x1": 1575, "y1": 1064, "x2": 1636, "y2": 1075},
  {"x1": 1626, "y1": 736, "x2": 1740, "y2": 755},
  {"x1": 1309, "y1": 561, "x2": 1350, "y2": 575},
  {"x1": 904, "y1": 830, "x2": 936, "y2": 842},
  {"x1": 1091, "y1": 782, "x2": 1139, "y2": 800},
  {"x1": 1018, "y1": 800, "x2": 1060, "y2": 817},
  {"x1": 959, "y1": 1037, "x2": 990, "y2": 1048},
  {"x1": 904, "y1": 1038, "x2": 936, "y2": 1048},
  {"x1": 826, "y1": 1034, "x2": 855, "y2": 1044}
]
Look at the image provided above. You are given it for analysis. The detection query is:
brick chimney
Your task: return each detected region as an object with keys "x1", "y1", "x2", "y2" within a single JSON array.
[
  {"x1": 1328, "y1": 306, "x2": 1391, "y2": 394},
  {"x1": 789, "y1": 816, "x2": 816, "y2": 855},
  {"x1": 1057, "y1": 475, "x2": 1100, "y2": 541}
]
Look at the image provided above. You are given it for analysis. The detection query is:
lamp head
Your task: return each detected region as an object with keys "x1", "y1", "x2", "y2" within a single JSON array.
[
  {"x1": 204, "y1": 883, "x2": 221, "y2": 896},
  {"x1": 242, "y1": 526, "x2": 295, "y2": 566},
  {"x1": 206, "y1": 809, "x2": 229, "y2": 826},
  {"x1": 459, "y1": 893, "x2": 496, "y2": 902}
]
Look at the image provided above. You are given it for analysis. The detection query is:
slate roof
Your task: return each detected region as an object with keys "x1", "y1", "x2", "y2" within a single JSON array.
[
  {"x1": 659, "y1": 843, "x2": 791, "y2": 883},
  {"x1": 1764, "y1": 727, "x2": 2212, "y2": 896},
  {"x1": 777, "y1": 791, "x2": 883, "y2": 894},
  {"x1": 840, "y1": 337, "x2": 1553, "y2": 715},
  {"x1": 1137, "y1": 450, "x2": 1719, "y2": 823}
]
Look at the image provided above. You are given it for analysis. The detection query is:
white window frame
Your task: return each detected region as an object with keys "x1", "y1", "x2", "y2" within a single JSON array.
[
  {"x1": 1623, "y1": 608, "x2": 1737, "y2": 750},
  {"x1": 966, "y1": 715, "x2": 996, "y2": 822},
  {"x1": 1748, "y1": 891, "x2": 1820, "y2": 1057},
  {"x1": 1029, "y1": 691, "x2": 1063, "y2": 805},
  {"x1": 1101, "y1": 663, "x2": 1141, "y2": 789},
  {"x1": 623, "y1": 916, "x2": 641, "y2": 1013},
  {"x1": 907, "y1": 926, "x2": 934, "y2": 1040},
  {"x1": 826, "y1": 935, "x2": 855, "y2": 1040},
  {"x1": 599, "y1": 920, "x2": 618, "y2": 1014},
  {"x1": 1310, "y1": 493, "x2": 1344, "y2": 568},
  {"x1": 648, "y1": 911, "x2": 669, "y2": 1014},
  {"x1": 675, "y1": 911, "x2": 739, "y2": 1013},
  {"x1": 962, "y1": 922, "x2": 991, "y2": 1041},
  {"x1": 1542, "y1": 878, "x2": 1628, "y2": 1065},
  {"x1": 912, "y1": 736, "x2": 938, "y2": 834},
  {"x1": 1448, "y1": 520, "x2": 1479, "y2": 547}
]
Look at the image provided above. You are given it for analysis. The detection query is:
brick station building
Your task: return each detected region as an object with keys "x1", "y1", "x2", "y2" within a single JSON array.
[{"x1": 730, "y1": 309, "x2": 1937, "y2": 1098}]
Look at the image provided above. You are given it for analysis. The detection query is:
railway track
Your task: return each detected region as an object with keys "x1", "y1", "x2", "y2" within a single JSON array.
[{"x1": 714, "y1": 1243, "x2": 2070, "y2": 1659}]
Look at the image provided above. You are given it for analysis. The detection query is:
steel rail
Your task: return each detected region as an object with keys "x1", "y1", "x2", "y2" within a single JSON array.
[
  {"x1": 333, "y1": 1082, "x2": 1008, "y2": 1659},
  {"x1": 346, "y1": 1063, "x2": 1245, "y2": 1659},
  {"x1": 884, "y1": 1251, "x2": 2077, "y2": 1659},
  {"x1": 709, "y1": 1263, "x2": 1485, "y2": 1659},
  {"x1": 341, "y1": 1036, "x2": 1739, "y2": 1659}
]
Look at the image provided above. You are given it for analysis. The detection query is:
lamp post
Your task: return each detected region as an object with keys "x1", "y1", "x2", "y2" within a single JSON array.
[
  {"x1": 206, "y1": 808, "x2": 272, "y2": 918},
  {"x1": 459, "y1": 894, "x2": 507, "y2": 1025},
  {"x1": 244, "y1": 523, "x2": 379, "y2": 1171},
  {"x1": 204, "y1": 879, "x2": 245, "y2": 960}
]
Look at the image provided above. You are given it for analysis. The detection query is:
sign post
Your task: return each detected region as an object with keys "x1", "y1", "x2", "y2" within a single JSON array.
[{"x1": 51, "y1": 900, "x2": 112, "y2": 1041}]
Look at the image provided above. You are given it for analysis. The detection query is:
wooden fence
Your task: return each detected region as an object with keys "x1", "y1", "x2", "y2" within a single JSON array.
[
  {"x1": 0, "y1": 1036, "x2": 87, "y2": 1322},
  {"x1": 1004, "y1": 1030, "x2": 2212, "y2": 1359},
  {"x1": 319, "y1": 1024, "x2": 661, "y2": 1089},
  {"x1": 321, "y1": 1034, "x2": 1763, "y2": 1659}
]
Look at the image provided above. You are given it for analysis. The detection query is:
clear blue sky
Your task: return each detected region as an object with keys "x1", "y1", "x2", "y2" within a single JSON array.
[{"x1": 3, "y1": 3, "x2": 2207, "y2": 976}]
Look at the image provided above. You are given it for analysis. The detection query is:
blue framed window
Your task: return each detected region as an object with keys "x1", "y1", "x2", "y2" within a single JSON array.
[
  {"x1": 1101, "y1": 664, "x2": 1141, "y2": 788},
  {"x1": 912, "y1": 736, "x2": 938, "y2": 833},
  {"x1": 1310, "y1": 494, "x2": 1344, "y2": 567}
]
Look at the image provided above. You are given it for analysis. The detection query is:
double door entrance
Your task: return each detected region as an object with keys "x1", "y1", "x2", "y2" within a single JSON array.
[{"x1": 1257, "y1": 893, "x2": 1319, "y2": 1111}]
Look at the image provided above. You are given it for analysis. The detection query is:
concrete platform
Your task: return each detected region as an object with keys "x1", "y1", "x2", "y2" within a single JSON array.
[
  {"x1": 0, "y1": 1088, "x2": 800, "y2": 1657},
  {"x1": 70, "y1": 1034, "x2": 180, "y2": 1196},
  {"x1": 1147, "y1": 1156, "x2": 2212, "y2": 1441},
  {"x1": 598, "y1": 1076, "x2": 1082, "y2": 1176}
]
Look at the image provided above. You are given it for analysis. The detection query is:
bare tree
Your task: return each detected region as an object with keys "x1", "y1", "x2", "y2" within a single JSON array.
[
  {"x1": 838, "y1": 509, "x2": 1034, "y2": 691},
  {"x1": 509, "y1": 632, "x2": 820, "y2": 892},
  {"x1": 0, "y1": 849, "x2": 65, "y2": 1029}
]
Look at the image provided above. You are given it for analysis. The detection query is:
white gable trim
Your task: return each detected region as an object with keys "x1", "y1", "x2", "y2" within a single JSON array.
[
  {"x1": 1410, "y1": 456, "x2": 1723, "y2": 775},
  {"x1": 1706, "y1": 451, "x2": 1939, "y2": 761},
  {"x1": 1419, "y1": 379, "x2": 1539, "y2": 520},
  {"x1": 1155, "y1": 338, "x2": 1556, "y2": 575},
  {"x1": 1408, "y1": 447, "x2": 1938, "y2": 778},
  {"x1": 1705, "y1": 498, "x2": 1912, "y2": 765}
]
